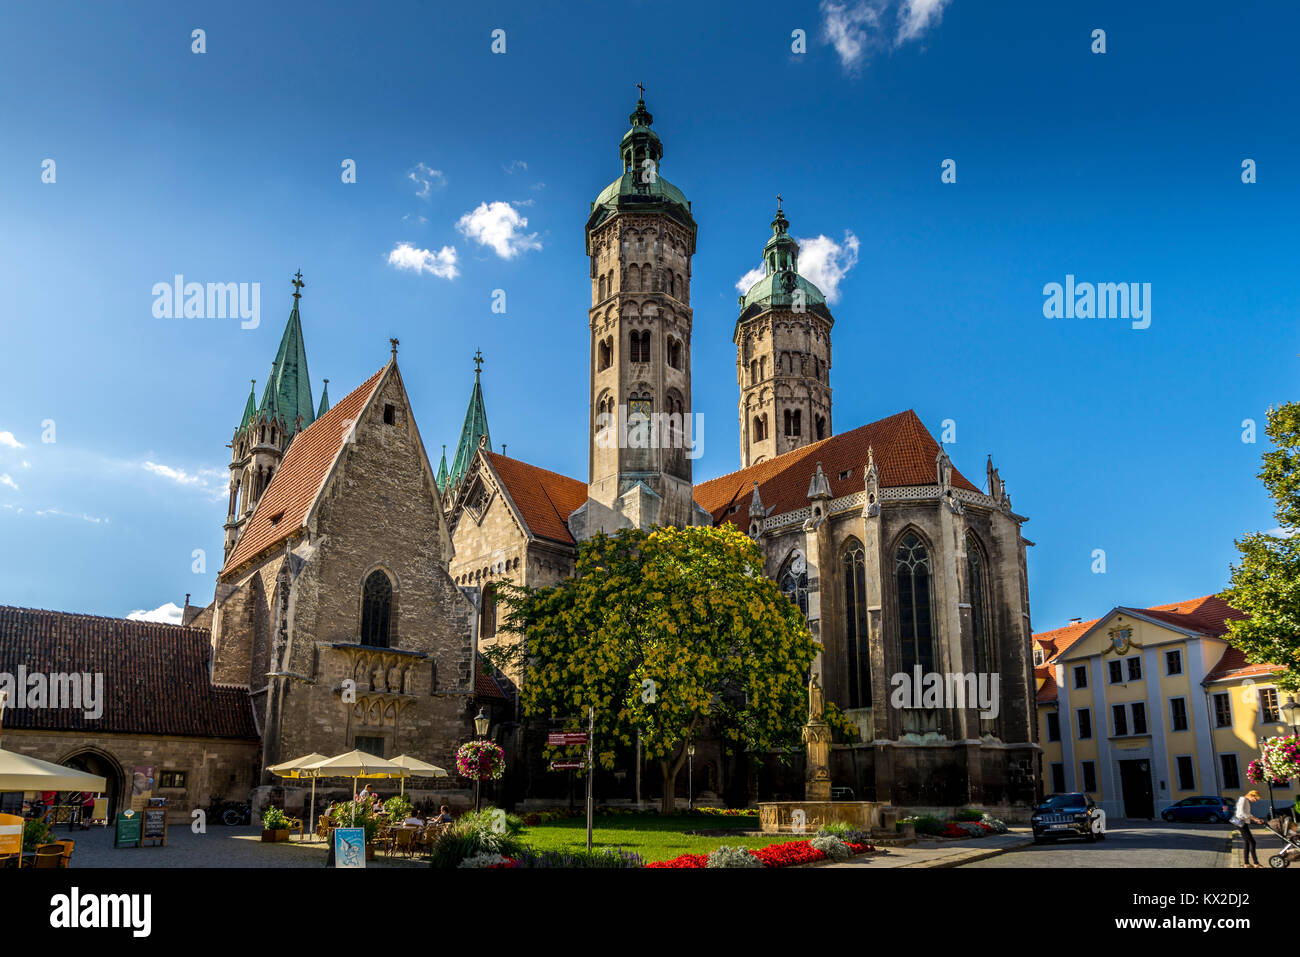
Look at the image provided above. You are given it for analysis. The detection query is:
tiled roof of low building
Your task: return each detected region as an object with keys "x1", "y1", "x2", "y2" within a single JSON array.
[
  {"x1": 0, "y1": 605, "x2": 258, "y2": 739},
  {"x1": 475, "y1": 670, "x2": 507, "y2": 700},
  {"x1": 222, "y1": 365, "x2": 387, "y2": 576},
  {"x1": 693, "y1": 410, "x2": 979, "y2": 523},
  {"x1": 484, "y1": 452, "x2": 587, "y2": 546}
]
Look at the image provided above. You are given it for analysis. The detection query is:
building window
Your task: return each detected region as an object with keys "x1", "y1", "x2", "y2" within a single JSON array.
[
  {"x1": 815, "y1": 415, "x2": 826, "y2": 441},
  {"x1": 1260, "y1": 688, "x2": 1281, "y2": 723},
  {"x1": 1076, "y1": 708, "x2": 1092, "y2": 740},
  {"x1": 1033, "y1": 648, "x2": 1045, "y2": 666},
  {"x1": 1175, "y1": 755, "x2": 1196, "y2": 792},
  {"x1": 752, "y1": 415, "x2": 767, "y2": 441},
  {"x1": 666, "y1": 337, "x2": 683, "y2": 370},
  {"x1": 1046, "y1": 711, "x2": 1060, "y2": 742},
  {"x1": 1170, "y1": 696, "x2": 1189, "y2": 732},
  {"x1": 1081, "y1": 761, "x2": 1097, "y2": 794},
  {"x1": 630, "y1": 329, "x2": 651, "y2": 363},
  {"x1": 480, "y1": 583, "x2": 497, "y2": 642},
  {"x1": 778, "y1": 551, "x2": 808, "y2": 618},
  {"x1": 842, "y1": 539, "x2": 870, "y2": 709},
  {"x1": 1214, "y1": 692, "x2": 1232, "y2": 728},
  {"x1": 1131, "y1": 702, "x2": 1147, "y2": 734},
  {"x1": 1050, "y1": 762, "x2": 1066, "y2": 794},
  {"x1": 383, "y1": 403, "x2": 396, "y2": 425},
  {"x1": 158, "y1": 771, "x2": 187, "y2": 789},
  {"x1": 967, "y1": 535, "x2": 993, "y2": 676},
  {"x1": 1112, "y1": 704, "x2": 1128, "y2": 736},
  {"x1": 598, "y1": 336, "x2": 613, "y2": 371},
  {"x1": 1126, "y1": 656, "x2": 1142, "y2": 681},
  {"x1": 361, "y1": 570, "x2": 393, "y2": 647},
  {"x1": 1220, "y1": 753, "x2": 1241, "y2": 791},
  {"x1": 895, "y1": 533, "x2": 934, "y2": 676},
  {"x1": 355, "y1": 735, "x2": 384, "y2": 757},
  {"x1": 1108, "y1": 660, "x2": 1123, "y2": 684},
  {"x1": 1166, "y1": 649, "x2": 1183, "y2": 676},
  {"x1": 1073, "y1": 665, "x2": 1088, "y2": 690}
]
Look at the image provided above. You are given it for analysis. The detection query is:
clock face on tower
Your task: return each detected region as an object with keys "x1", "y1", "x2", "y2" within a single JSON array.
[{"x1": 629, "y1": 398, "x2": 652, "y2": 420}]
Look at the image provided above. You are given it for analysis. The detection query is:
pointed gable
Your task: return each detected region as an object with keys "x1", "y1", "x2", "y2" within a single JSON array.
[
  {"x1": 694, "y1": 409, "x2": 978, "y2": 523},
  {"x1": 482, "y1": 451, "x2": 586, "y2": 545},
  {"x1": 221, "y1": 366, "x2": 387, "y2": 576}
]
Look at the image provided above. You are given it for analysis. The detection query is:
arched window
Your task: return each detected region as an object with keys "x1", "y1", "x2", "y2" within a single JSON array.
[
  {"x1": 361, "y1": 570, "x2": 393, "y2": 648},
  {"x1": 753, "y1": 415, "x2": 765, "y2": 441},
  {"x1": 598, "y1": 275, "x2": 607, "y2": 300},
  {"x1": 896, "y1": 532, "x2": 933, "y2": 675},
  {"x1": 815, "y1": 415, "x2": 826, "y2": 441},
  {"x1": 843, "y1": 539, "x2": 871, "y2": 708},
  {"x1": 779, "y1": 551, "x2": 808, "y2": 617},
  {"x1": 480, "y1": 583, "x2": 497, "y2": 641},
  {"x1": 967, "y1": 535, "x2": 993, "y2": 676},
  {"x1": 598, "y1": 336, "x2": 612, "y2": 371},
  {"x1": 750, "y1": 359, "x2": 758, "y2": 383}
]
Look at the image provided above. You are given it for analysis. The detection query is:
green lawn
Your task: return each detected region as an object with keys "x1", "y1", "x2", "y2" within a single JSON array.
[{"x1": 520, "y1": 813, "x2": 791, "y2": 863}]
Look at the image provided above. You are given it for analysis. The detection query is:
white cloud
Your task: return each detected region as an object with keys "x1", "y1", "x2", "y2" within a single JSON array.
[
  {"x1": 35, "y1": 508, "x2": 107, "y2": 524},
  {"x1": 127, "y1": 602, "x2": 184, "y2": 624},
  {"x1": 387, "y1": 242, "x2": 460, "y2": 279},
  {"x1": 0, "y1": 474, "x2": 17, "y2": 491},
  {"x1": 795, "y1": 231, "x2": 860, "y2": 304},
  {"x1": 503, "y1": 160, "x2": 528, "y2": 174},
  {"x1": 456, "y1": 201, "x2": 542, "y2": 259},
  {"x1": 141, "y1": 460, "x2": 228, "y2": 501},
  {"x1": 408, "y1": 163, "x2": 445, "y2": 200},
  {"x1": 820, "y1": 0, "x2": 951, "y2": 70},
  {"x1": 897, "y1": 0, "x2": 952, "y2": 44},
  {"x1": 735, "y1": 265, "x2": 767, "y2": 295},
  {"x1": 20, "y1": 461, "x2": 30, "y2": 469},
  {"x1": 0, "y1": 431, "x2": 23, "y2": 449},
  {"x1": 143, "y1": 460, "x2": 200, "y2": 486},
  {"x1": 1263, "y1": 527, "x2": 1298, "y2": 539}
]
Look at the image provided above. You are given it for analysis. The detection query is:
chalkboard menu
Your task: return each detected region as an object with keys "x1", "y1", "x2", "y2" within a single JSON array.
[
  {"x1": 142, "y1": 800, "x2": 168, "y2": 846},
  {"x1": 114, "y1": 811, "x2": 142, "y2": 848}
]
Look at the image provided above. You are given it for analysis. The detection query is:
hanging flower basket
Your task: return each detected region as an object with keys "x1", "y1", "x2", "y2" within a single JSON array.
[
  {"x1": 1259, "y1": 734, "x2": 1300, "y2": 785},
  {"x1": 456, "y1": 740, "x2": 506, "y2": 781}
]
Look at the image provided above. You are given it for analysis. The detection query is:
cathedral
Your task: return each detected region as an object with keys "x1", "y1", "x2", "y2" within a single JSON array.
[{"x1": 0, "y1": 94, "x2": 1038, "y2": 821}]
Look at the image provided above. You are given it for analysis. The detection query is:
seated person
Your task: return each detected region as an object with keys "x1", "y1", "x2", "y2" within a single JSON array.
[
  {"x1": 433, "y1": 805, "x2": 454, "y2": 824},
  {"x1": 402, "y1": 814, "x2": 424, "y2": 827}
]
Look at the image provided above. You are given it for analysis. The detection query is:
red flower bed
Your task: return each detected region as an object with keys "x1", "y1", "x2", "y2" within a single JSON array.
[
  {"x1": 646, "y1": 853, "x2": 710, "y2": 869},
  {"x1": 752, "y1": 839, "x2": 826, "y2": 868}
]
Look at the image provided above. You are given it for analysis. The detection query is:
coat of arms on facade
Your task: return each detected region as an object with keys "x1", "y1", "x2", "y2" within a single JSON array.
[{"x1": 1105, "y1": 625, "x2": 1137, "y2": 655}]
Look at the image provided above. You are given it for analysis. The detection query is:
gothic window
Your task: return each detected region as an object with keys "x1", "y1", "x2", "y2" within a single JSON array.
[
  {"x1": 967, "y1": 534, "x2": 994, "y2": 676},
  {"x1": 630, "y1": 329, "x2": 651, "y2": 363},
  {"x1": 753, "y1": 416, "x2": 766, "y2": 441},
  {"x1": 750, "y1": 359, "x2": 758, "y2": 384},
  {"x1": 793, "y1": 410, "x2": 801, "y2": 436},
  {"x1": 361, "y1": 570, "x2": 393, "y2": 648},
  {"x1": 815, "y1": 415, "x2": 826, "y2": 441},
  {"x1": 667, "y1": 337, "x2": 683, "y2": 370},
  {"x1": 598, "y1": 336, "x2": 612, "y2": 371},
  {"x1": 783, "y1": 409, "x2": 801, "y2": 437},
  {"x1": 779, "y1": 550, "x2": 808, "y2": 617},
  {"x1": 783, "y1": 409, "x2": 791, "y2": 436},
  {"x1": 843, "y1": 538, "x2": 871, "y2": 708},
  {"x1": 480, "y1": 583, "x2": 497, "y2": 641},
  {"x1": 598, "y1": 275, "x2": 607, "y2": 300},
  {"x1": 896, "y1": 532, "x2": 934, "y2": 675},
  {"x1": 668, "y1": 273, "x2": 675, "y2": 297}
]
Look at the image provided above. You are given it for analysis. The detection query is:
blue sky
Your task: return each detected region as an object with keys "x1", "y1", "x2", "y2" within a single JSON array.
[{"x1": 0, "y1": 0, "x2": 1295, "y2": 632}]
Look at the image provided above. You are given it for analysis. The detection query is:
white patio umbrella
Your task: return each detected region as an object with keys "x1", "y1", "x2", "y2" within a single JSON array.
[
  {"x1": 0, "y1": 748, "x2": 107, "y2": 792},
  {"x1": 267, "y1": 752, "x2": 330, "y2": 839},
  {"x1": 300, "y1": 750, "x2": 407, "y2": 825},
  {"x1": 388, "y1": 754, "x2": 448, "y2": 795}
]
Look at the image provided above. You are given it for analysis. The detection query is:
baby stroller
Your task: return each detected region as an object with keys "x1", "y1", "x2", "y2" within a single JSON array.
[{"x1": 1264, "y1": 813, "x2": 1300, "y2": 868}]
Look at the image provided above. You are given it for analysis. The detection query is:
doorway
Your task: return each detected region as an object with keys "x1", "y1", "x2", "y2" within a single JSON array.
[
  {"x1": 1118, "y1": 759, "x2": 1154, "y2": 819},
  {"x1": 62, "y1": 749, "x2": 125, "y2": 821}
]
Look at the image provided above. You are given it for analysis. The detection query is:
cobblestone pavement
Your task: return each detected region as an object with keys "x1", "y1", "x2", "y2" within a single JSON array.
[
  {"x1": 961, "y1": 821, "x2": 1232, "y2": 868},
  {"x1": 829, "y1": 830, "x2": 1034, "y2": 868},
  {"x1": 56, "y1": 823, "x2": 424, "y2": 868}
]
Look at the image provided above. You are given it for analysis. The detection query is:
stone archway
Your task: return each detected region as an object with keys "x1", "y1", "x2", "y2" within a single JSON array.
[{"x1": 59, "y1": 747, "x2": 126, "y2": 821}]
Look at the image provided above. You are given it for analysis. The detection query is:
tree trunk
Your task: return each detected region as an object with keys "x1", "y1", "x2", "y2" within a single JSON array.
[{"x1": 660, "y1": 762, "x2": 679, "y2": 815}]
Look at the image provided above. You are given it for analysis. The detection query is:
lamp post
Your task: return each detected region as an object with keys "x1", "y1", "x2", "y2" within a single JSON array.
[
  {"x1": 1282, "y1": 696, "x2": 1300, "y2": 735},
  {"x1": 473, "y1": 707, "x2": 490, "y2": 812},
  {"x1": 686, "y1": 742, "x2": 696, "y2": 812}
]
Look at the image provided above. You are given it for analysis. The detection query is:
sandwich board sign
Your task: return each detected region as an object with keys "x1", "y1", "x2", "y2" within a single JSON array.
[
  {"x1": 0, "y1": 813, "x2": 22, "y2": 855},
  {"x1": 114, "y1": 809, "x2": 143, "y2": 848}
]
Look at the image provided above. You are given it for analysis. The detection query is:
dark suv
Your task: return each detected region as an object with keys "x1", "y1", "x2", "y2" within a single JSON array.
[{"x1": 1031, "y1": 793, "x2": 1105, "y2": 844}]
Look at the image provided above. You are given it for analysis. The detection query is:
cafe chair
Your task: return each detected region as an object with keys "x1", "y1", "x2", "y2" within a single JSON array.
[
  {"x1": 32, "y1": 844, "x2": 64, "y2": 868},
  {"x1": 53, "y1": 839, "x2": 75, "y2": 868},
  {"x1": 392, "y1": 827, "x2": 417, "y2": 858}
]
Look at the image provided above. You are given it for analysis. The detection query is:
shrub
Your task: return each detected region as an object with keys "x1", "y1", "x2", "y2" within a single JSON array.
[
  {"x1": 428, "y1": 812, "x2": 525, "y2": 868},
  {"x1": 262, "y1": 807, "x2": 289, "y2": 830},
  {"x1": 383, "y1": 795, "x2": 413, "y2": 822},
  {"x1": 816, "y1": 820, "x2": 853, "y2": 837},
  {"x1": 817, "y1": 825, "x2": 871, "y2": 846},
  {"x1": 23, "y1": 818, "x2": 51, "y2": 851},
  {"x1": 706, "y1": 845, "x2": 763, "y2": 868},
  {"x1": 910, "y1": 815, "x2": 945, "y2": 835},
  {"x1": 954, "y1": 807, "x2": 984, "y2": 822},
  {"x1": 980, "y1": 813, "x2": 1008, "y2": 833},
  {"x1": 514, "y1": 846, "x2": 644, "y2": 868},
  {"x1": 458, "y1": 852, "x2": 510, "y2": 868},
  {"x1": 810, "y1": 833, "x2": 851, "y2": 862}
]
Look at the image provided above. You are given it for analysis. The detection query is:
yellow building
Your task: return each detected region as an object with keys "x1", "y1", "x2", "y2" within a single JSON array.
[{"x1": 1033, "y1": 595, "x2": 1292, "y2": 820}]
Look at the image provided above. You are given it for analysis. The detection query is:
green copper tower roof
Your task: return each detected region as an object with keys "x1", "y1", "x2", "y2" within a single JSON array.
[
  {"x1": 317, "y1": 379, "x2": 330, "y2": 419},
  {"x1": 736, "y1": 202, "x2": 832, "y2": 329},
  {"x1": 436, "y1": 444, "x2": 449, "y2": 492},
  {"x1": 237, "y1": 380, "x2": 257, "y2": 433},
  {"x1": 256, "y1": 272, "x2": 316, "y2": 435},
  {"x1": 448, "y1": 351, "x2": 491, "y2": 490},
  {"x1": 586, "y1": 91, "x2": 695, "y2": 245}
]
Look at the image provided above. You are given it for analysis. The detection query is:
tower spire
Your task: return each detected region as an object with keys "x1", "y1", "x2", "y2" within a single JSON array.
[
  {"x1": 257, "y1": 273, "x2": 316, "y2": 434},
  {"x1": 448, "y1": 352, "x2": 492, "y2": 490}
]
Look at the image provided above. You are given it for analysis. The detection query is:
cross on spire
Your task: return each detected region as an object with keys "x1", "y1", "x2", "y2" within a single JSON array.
[
  {"x1": 292, "y1": 270, "x2": 304, "y2": 300},
  {"x1": 390, "y1": 337, "x2": 399, "y2": 360},
  {"x1": 636, "y1": 81, "x2": 646, "y2": 100},
  {"x1": 474, "y1": 348, "x2": 484, "y2": 375},
  {"x1": 777, "y1": 193, "x2": 783, "y2": 211}
]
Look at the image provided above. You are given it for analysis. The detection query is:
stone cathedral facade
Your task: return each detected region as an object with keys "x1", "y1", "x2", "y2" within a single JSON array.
[{"x1": 439, "y1": 96, "x2": 1040, "y2": 814}]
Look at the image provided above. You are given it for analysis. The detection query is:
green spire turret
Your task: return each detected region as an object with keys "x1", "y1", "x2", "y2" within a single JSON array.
[
  {"x1": 436, "y1": 444, "x2": 449, "y2": 492},
  {"x1": 238, "y1": 380, "x2": 257, "y2": 433},
  {"x1": 317, "y1": 379, "x2": 330, "y2": 418},
  {"x1": 448, "y1": 350, "x2": 492, "y2": 490},
  {"x1": 257, "y1": 271, "x2": 316, "y2": 435}
]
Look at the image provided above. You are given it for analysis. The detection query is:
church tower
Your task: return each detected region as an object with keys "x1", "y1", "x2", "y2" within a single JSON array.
[
  {"x1": 442, "y1": 350, "x2": 492, "y2": 504},
  {"x1": 575, "y1": 92, "x2": 701, "y2": 537},
  {"x1": 223, "y1": 272, "x2": 318, "y2": 558},
  {"x1": 734, "y1": 202, "x2": 834, "y2": 467}
]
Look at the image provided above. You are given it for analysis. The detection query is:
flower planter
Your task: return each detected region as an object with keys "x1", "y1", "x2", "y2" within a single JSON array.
[{"x1": 261, "y1": 828, "x2": 290, "y2": 843}]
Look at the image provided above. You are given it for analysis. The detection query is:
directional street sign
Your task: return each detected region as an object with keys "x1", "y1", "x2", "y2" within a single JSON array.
[{"x1": 547, "y1": 732, "x2": 588, "y2": 746}]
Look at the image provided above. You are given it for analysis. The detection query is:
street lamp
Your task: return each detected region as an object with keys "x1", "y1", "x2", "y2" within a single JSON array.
[
  {"x1": 1282, "y1": 695, "x2": 1300, "y2": 735},
  {"x1": 473, "y1": 707, "x2": 490, "y2": 811},
  {"x1": 686, "y1": 742, "x2": 696, "y2": 812}
]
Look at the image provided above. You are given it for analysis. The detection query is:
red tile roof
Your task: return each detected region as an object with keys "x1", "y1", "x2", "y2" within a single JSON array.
[
  {"x1": 1205, "y1": 646, "x2": 1284, "y2": 683},
  {"x1": 0, "y1": 605, "x2": 258, "y2": 739},
  {"x1": 1035, "y1": 667, "x2": 1059, "y2": 705},
  {"x1": 222, "y1": 366, "x2": 387, "y2": 576},
  {"x1": 475, "y1": 670, "x2": 507, "y2": 700},
  {"x1": 693, "y1": 410, "x2": 978, "y2": 523},
  {"x1": 484, "y1": 451, "x2": 587, "y2": 545}
]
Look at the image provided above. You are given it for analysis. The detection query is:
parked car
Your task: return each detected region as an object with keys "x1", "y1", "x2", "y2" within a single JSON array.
[
  {"x1": 1160, "y1": 795, "x2": 1232, "y2": 823},
  {"x1": 1031, "y1": 793, "x2": 1106, "y2": 844}
]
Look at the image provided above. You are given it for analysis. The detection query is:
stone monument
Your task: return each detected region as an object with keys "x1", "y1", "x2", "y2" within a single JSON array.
[{"x1": 802, "y1": 674, "x2": 832, "y2": 802}]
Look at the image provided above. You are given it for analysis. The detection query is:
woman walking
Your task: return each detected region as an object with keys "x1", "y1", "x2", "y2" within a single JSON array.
[{"x1": 1232, "y1": 789, "x2": 1265, "y2": 868}]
